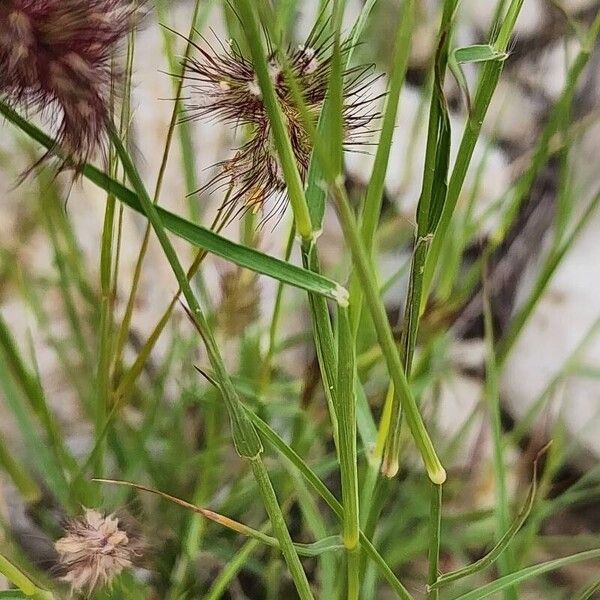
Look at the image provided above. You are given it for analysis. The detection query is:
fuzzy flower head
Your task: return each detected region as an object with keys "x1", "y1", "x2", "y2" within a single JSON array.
[
  {"x1": 54, "y1": 508, "x2": 140, "y2": 593},
  {"x1": 184, "y1": 26, "x2": 378, "y2": 219},
  {"x1": 0, "y1": 0, "x2": 140, "y2": 167}
]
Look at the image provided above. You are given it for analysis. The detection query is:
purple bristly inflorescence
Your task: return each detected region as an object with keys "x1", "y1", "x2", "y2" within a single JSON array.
[
  {"x1": 183, "y1": 24, "x2": 379, "y2": 219},
  {"x1": 0, "y1": 0, "x2": 140, "y2": 167}
]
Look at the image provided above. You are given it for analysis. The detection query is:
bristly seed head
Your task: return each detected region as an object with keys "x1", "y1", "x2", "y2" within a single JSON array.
[
  {"x1": 0, "y1": 0, "x2": 141, "y2": 169},
  {"x1": 183, "y1": 26, "x2": 378, "y2": 222},
  {"x1": 54, "y1": 508, "x2": 141, "y2": 593}
]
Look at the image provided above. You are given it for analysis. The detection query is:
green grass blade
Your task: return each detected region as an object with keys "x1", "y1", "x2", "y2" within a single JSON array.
[
  {"x1": 453, "y1": 549, "x2": 600, "y2": 600},
  {"x1": 482, "y1": 270, "x2": 517, "y2": 600},
  {"x1": 0, "y1": 355, "x2": 73, "y2": 507},
  {"x1": 0, "y1": 101, "x2": 347, "y2": 304},
  {"x1": 0, "y1": 437, "x2": 41, "y2": 504},
  {"x1": 337, "y1": 306, "x2": 360, "y2": 599},
  {"x1": 203, "y1": 536, "x2": 262, "y2": 600},
  {"x1": 0, "y1": 314, "x2": 76, "y2": 479},
  {"x1": 349, "y1": 0, "x2": 415, "y2": 332},
  {"x1": 246, "y1": 408, "x2": 414, "y2": 599},
  {"x1": 0, "y1": 555, "x2": 53, "y2": 600},
  {"x1": 422, "y1": 0, "x2": 527, "y2": 301},
  {"x1": 430, "y1": 457, "x2": 539, "y2": 589}
]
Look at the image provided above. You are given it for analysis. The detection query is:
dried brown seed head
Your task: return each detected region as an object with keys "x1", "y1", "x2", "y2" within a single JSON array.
[{"x1": 54, "y1": 508, "x2": 140, "y2": 593}]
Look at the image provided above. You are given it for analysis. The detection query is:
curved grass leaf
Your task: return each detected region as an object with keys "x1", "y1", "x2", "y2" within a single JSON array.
[
  {"x1": 244, "y1": 408, "x2": 414, "y2": 600},
  {"x1": 453, "y1": 549, "x2": 600, "y2": 600},
  {"x1": 0, "y1": 102, "x2": 348, "y2": 305},
  {"x1": 574, "y1": 576, "x2": 600, "y2": 600},
  {"x1": 94, "y1": 479, "x2": 343, "y2": 557},
  {"x1": 429, "y1": 449, "x2": 543, "y2": 589}
]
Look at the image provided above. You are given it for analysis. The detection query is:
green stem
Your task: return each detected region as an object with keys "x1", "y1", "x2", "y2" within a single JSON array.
[
  {"x1": 427, "y1": 484, "x2": 443, "y2": 600},
  {"x1": 234, "y1": 0, "x2": 314, "y2": 242},
  {"x1": 483, "y1": 268, "x2": 517, "y2": 600},
  {"x1": 0, "y1": 555, "x2": 54, "y2": 600},
  {"x1": 247, "y1": 409, "x2": 414, "y2": 599},
  {"x1": 96, "y1": 190, "x2": 116, "y2": 478},
  {"x1": 338, "y1": 307, "x2": 360, "y2": 599},
  {"x1": 108, "y1": 123, "x2": 313, "y2": 599},
  {"x1": 274, "y1": 7, "x2": 444, "y2": 483},
  {"x1": 350, "y1": 0, "x2": 415, "y2": 333},
  {"x1": 331, "y1": 183, "x2": 446, "y2": 484},
  {"x1": 260, "y1": 223, "x2": 296, "y2": 391},
  {"x1": 251, "y1": 458, "x2": 315, "y2": 600},
  {"x1": 422, "y1": 0, "x2": 526, "y2": 299}
]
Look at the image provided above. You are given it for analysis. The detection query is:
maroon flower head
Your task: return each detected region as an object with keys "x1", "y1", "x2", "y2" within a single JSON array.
[
  {"x1": 0, "y1": 0, "x2": 140, "y2": 166},
  {"x1": 183, "y1": 26, "x2": 378, "y2": 220}
]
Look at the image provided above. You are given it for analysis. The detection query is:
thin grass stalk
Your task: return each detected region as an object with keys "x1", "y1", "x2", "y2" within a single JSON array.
[
  {"x1": 483, "y1": 264, "x2": 517, "y2": 599},
  {"x1": 288, "y1": 470, "x2": 338, "y2": 598},
  {"x1": 422, "y1": 0, "x2": 526, "y2": 301},
  {"x1": 381, "y1": 0, "x2": 456, "y2": 478},
  {"x1": 452, "y1": 549, "x2": 600, "y2": 600},
  {"x1": 0, "y1": 336, "x2": 74, "y2": 508},
  {"x1": 233, "y1": 0, "x2": 314, "y2": 242},
  {"x1": 301, "y1": 242, "x2": 340, "y2": 445},
  {"x1": 0, "y1": 555, "x2": 54, "y2": 600},
  {"x1": 349, "y1": 0, "x2": 415, "y2": 334},
  {"x1": 96, "y1": 170, "x2": 117, "y2": 478},
  {"x1": 277, "y1": 20, "x2": 444, "y2": 485},
  {"x1": 493, "y1": 16, "x2": 600, "y2": 245},
  {"x1": 94, "y1": 30, "x2": 137, "y2": 481},
  {"x1": 250, "y1": 459, "x2": 315, "y2": 600},
  {"x1": 204, "y1": 536, "x2": 263, "y2": 600},
  {"x1": 113, "y1": 0, "x2": 210, "y2": 372},
  {"x1": 107, "y1": 124, "x2": 314, "y2": 600},
  {"x1": 337, "y1": 307, "x2": 360, "y2": 599},
  {"x1": 573, "y1": 576, "x2": 600, "y2": 600},
  {"x1": 260, "y1": 223, "x2": 296, "y2": 391},
  {"x1": 331, "y1": 182, "x2": 446, "y2": 484},
  {"x1": 427, "y1": 484, "x2": 443, "y2": 599},
  {"x1": 246, "y1": 408, "x2": 414, "y2": 599}
]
